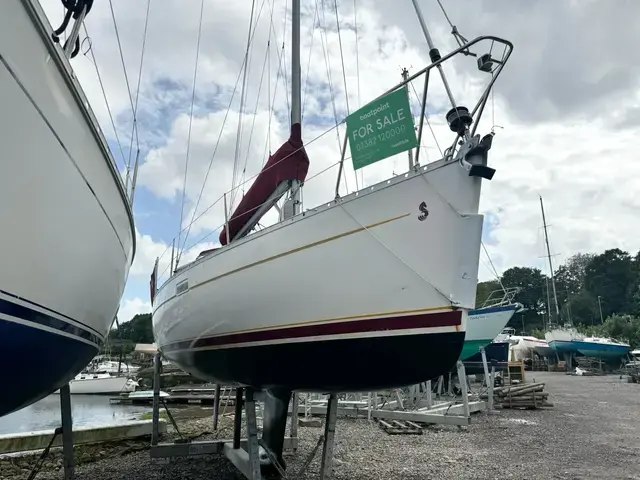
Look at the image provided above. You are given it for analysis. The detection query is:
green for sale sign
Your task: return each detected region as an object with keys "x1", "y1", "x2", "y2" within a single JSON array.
[{"x1": 346, "y1": 88, "x2": 419, "y2": 170}]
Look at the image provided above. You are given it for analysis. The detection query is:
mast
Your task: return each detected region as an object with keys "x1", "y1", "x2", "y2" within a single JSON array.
[
  {"x1": 291, "y1": 0, "x2": 301, "y2": 127},
  {"x1": 289, "y1": 0, "x2": 302, "y2": 217},
  {"x1": 540, "y1": 195, "x2": 561, "y2": 320}
]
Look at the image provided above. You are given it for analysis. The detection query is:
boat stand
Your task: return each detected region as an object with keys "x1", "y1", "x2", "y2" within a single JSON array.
[
  {"x1": 479, "y1": 347, "x2": 496, "y2": 412},
  {"x1": 148, "y1": 353, "x2": 300, "y2": 479},
  {"x1": 27, "y1": 383, "x2": 76, "y2": 480},
  {"x1": 59, "y1": 384, "x2": 75, "y2": 479}
]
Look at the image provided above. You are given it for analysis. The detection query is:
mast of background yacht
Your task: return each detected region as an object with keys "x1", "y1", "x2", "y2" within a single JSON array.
[{"x1": 540, "y1": 195, "x2": 561, "y2": 322}]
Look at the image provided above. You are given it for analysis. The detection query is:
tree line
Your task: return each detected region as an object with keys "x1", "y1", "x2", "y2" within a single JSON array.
[
  {"x1": 477, "y1": 248, "x2": 640, "y2": 347},
  {"x1": 106, "y1": 313, "x2": 153, "y2": 354}
]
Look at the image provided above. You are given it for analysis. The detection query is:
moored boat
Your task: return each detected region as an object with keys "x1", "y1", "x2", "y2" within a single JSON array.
[{"x1": 54, "y1": 373, "x2": 138, "y2": 395}]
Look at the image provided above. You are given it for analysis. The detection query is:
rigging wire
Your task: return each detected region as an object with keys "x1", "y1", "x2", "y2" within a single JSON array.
[
  {"x1": 353, "y1": 0, "x2": 361, "y2": 109},
  {"x1": 281, "y1": 0, "x2": 291, "y2": 123},
  {"x1": 81, "y1": 24, "x2": 127, "y2": 171},
  {"x1": 230, "y1": 0, "x2": 258, "y2": 210},
  {"x1": 267, "y1": 0, "x2": 274, "y2": 156},
  {"x1": 481, "y1": 241, "x2": 506, "y2": 291},
  {"x1": 126, "y1": 0, "x2": 152, "y2": 186},
  {"x1": 333, "y1": 1, "x2": 350, "y2": 116},
  {"x1": 261, "y1": 11, "x2": 289, "y2": 168},
  {"x1": 180, "y1": 2, "x2": 278, "y2": 253},
  {"x1": 317, "y1": 0, "x2": 348, "y2": 194},
  {"x1": 175, "y1": 0, "x2": 205, "y2": 269},
  {"x1": 409, "y1": 81, "x2": 443, "y2": 159},
  {"x1": 353, "y1": 0, "x2": 363, "y2": 188},
  {"x1": 236, "y1": 0, "x2": 270, "y2": 194},
  {"x1": 332, "y1": 0, "x2": 356, "y2": 189},
  {"x1": 237, "y1": 34, "x2": 272, "y2": 199},
  {"x1": 301, "y1": 5, "x2": 318, "y2": 120},
  {"x1": 108, "y1": 0, "x2": 140, "y2": 176},
  {"x1": 181, "y1": 150, "x2": 344, "y2": 259},
  {"x1": 157, "y1": 121, "x2": 344, "y2": 278}
]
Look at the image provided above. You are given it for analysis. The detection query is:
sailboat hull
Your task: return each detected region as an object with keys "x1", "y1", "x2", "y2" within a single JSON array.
[
  {"x1": 176, "y1": 328, "x2": 464, "y2": 392},
  {"x1": 546, "y1": 328, "x2": 582, "y2": 353},
  {"x1": 0, "y1": 1, "x2": 134, "y2": 416},
  {"x1": 575, "y1": 341, "x2": 631, "y2": 359},
  {"x1": 459, "y1": 305, "x2": 517, "y2": 361},
  {"x1": 155, "y1": 161, "x2": 484, "y2": 392}
]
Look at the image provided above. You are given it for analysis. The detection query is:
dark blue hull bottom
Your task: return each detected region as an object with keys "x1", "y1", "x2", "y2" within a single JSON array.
[
  {"x1": 462, "y1": 341, "x2": 510, "y2": 375},
  {"x1": 0, "y1": 318, "x2": 98, "y2": 417},
  {"x1": 165, "y1": 331, "x2": 466, "y2": 393}
]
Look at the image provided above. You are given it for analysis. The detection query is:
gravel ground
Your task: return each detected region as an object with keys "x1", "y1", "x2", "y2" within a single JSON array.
[{"x1": 4, "y1": 372, "x2": 640, "y2": 480}]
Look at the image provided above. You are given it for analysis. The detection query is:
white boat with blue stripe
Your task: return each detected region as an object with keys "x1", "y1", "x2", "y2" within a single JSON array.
[{"x1": 0, "y1": 0, "x2": 135, "y2": 417}]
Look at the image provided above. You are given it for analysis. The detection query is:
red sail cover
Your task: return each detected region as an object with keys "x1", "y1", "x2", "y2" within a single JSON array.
[{"x1": 219, "y1": 123, "x2": 310, "y2": 245}]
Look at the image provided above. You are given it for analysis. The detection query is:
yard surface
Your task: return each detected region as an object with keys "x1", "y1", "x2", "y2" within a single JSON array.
[{"x1": 6, "y1": 371, "x2": 640, "y2": 479}]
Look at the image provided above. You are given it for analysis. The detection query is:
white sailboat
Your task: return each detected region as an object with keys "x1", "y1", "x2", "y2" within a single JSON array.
[
  {"x1": 0, "y1": 1, "x2": 136, "y2": 416},
  {"x1": 149, "y1": 1, "x2": 513, "y2": 472},
  {"x1": 539, "y1": 195, "x2": 584, "y2": 355},
  {"x1": 54, "y1": 372, "x2": 138, "y2": 395},
  {"x1": 151, "y1": 2, "x2": 514, "y2": 394}
]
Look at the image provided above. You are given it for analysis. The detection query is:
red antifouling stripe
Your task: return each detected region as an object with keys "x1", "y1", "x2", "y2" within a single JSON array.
[{"x1": 162, "y1": 309, "x2": 462, "y2": 352}]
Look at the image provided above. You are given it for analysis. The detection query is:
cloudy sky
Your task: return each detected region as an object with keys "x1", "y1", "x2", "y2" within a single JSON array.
[{"x1": 41, "y1": 0, "x2": 640, "y2": 323}]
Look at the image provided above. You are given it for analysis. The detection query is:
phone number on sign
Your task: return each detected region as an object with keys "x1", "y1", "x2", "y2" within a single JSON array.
[{"x1": 354, "y1": 125, "x2": 407, "y2": 151}]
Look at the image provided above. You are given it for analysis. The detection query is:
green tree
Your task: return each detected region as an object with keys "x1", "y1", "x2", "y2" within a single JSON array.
[
  {"x1": 500, "y1": 266, "x2": 547, "y2": 331},
  {"x1": 475, "y1": 280, "x2": 501, "y2": 307},
  {"x1": 601, "y1": 314, "x2": 640, "y2": 348},
  {"x1": 555, "y1": 253, "x2": 594, "y2": 304},
  {"x1": 584, "y1": 249, "x2": 635, "y2": 317},
  {"x1": 109, "y1": 313, "x2": 153, "y2": 344},
  {"x1": 627, "y1": 250, "x2": 640, "y2": 316},
  {"x1": 501, "y1": 267, "x2": 547, "y2": 313}
]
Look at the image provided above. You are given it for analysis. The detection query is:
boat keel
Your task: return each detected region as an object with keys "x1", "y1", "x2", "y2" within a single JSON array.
[{"x1": 259, "y1": 387, "x2": 292, "y2": 476}]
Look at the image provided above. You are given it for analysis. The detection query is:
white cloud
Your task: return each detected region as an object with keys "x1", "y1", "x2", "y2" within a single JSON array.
[
  {"x1": 129, "y1": 228, "x2": 220, "y2": 287},
  {"x1": 118, "y1": 297, "x2": 151, "y2": 323},
  {"x1": 43, "y1": 0, "x2": 640, "y2": 289}
]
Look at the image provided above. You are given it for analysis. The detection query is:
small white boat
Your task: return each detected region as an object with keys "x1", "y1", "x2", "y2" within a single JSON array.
[
  {"x1": 55, "y1": 373, "x2": 138, "y2": 395},
  {"x1": 496, "y1": 328, "x2": 553, "y2": 360},
  {"x1": 625, "y1": 349, "x2": 640, "y2": 368},
  {"x1": 92, "y1": 359, "x2": 140, "y2": 375}
]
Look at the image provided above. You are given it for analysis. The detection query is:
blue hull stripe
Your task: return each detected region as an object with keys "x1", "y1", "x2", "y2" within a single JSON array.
[
  {"x1": 469, "y1": 304, "x2": 518, "y2": 316},
  {"x1": 0, "y1": 288, "x2": 103, "y2": 339},
  {"x1": 0, "y1": 294, "x2": 102, "y2": 345},
  {"x1": 0, "y1": 317, "x2": 99, "y2": 417}
]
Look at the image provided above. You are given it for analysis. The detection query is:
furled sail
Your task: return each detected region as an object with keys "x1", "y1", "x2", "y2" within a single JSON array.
[{"x1": 219, "y1": 123, "x2": 309, "y2": 245}]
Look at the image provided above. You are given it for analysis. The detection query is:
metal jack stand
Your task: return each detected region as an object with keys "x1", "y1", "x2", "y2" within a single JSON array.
[
  {"x1": 148, "y1": 353, "x2": 298, "y2": 478},
  {"x1": 480, "y1": 347, "x2": 495, "y2": 412},
  {"x1": 224, "y1": 388, "x2": 262, "y2": 480},
  {"x1": 455, "y1": 361, "x2": 471, "y2": 418},
  {"x1": 26, "y1": 384, "x2": 75, "y2": 480},
  {"x1": 60, "y1": 383, "x2": 75, "y2": 480},
  {"x1": 319, "y1": 393, "x2": 338, "y2": 479}
]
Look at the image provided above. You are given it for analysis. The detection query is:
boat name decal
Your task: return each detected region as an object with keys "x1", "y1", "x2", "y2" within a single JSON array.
[{"x1": 418, "y1": 201, "x2": 429, "y2": 221}]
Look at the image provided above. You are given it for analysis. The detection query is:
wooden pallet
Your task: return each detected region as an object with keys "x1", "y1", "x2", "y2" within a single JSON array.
[{"x1": 377, "y1": 419, "x2": 424, "y2": 435}]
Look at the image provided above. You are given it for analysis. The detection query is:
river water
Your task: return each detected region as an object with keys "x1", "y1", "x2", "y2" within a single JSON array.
[{"x1": 0, "y1": 394, "x2": 152, "y2": 435}]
